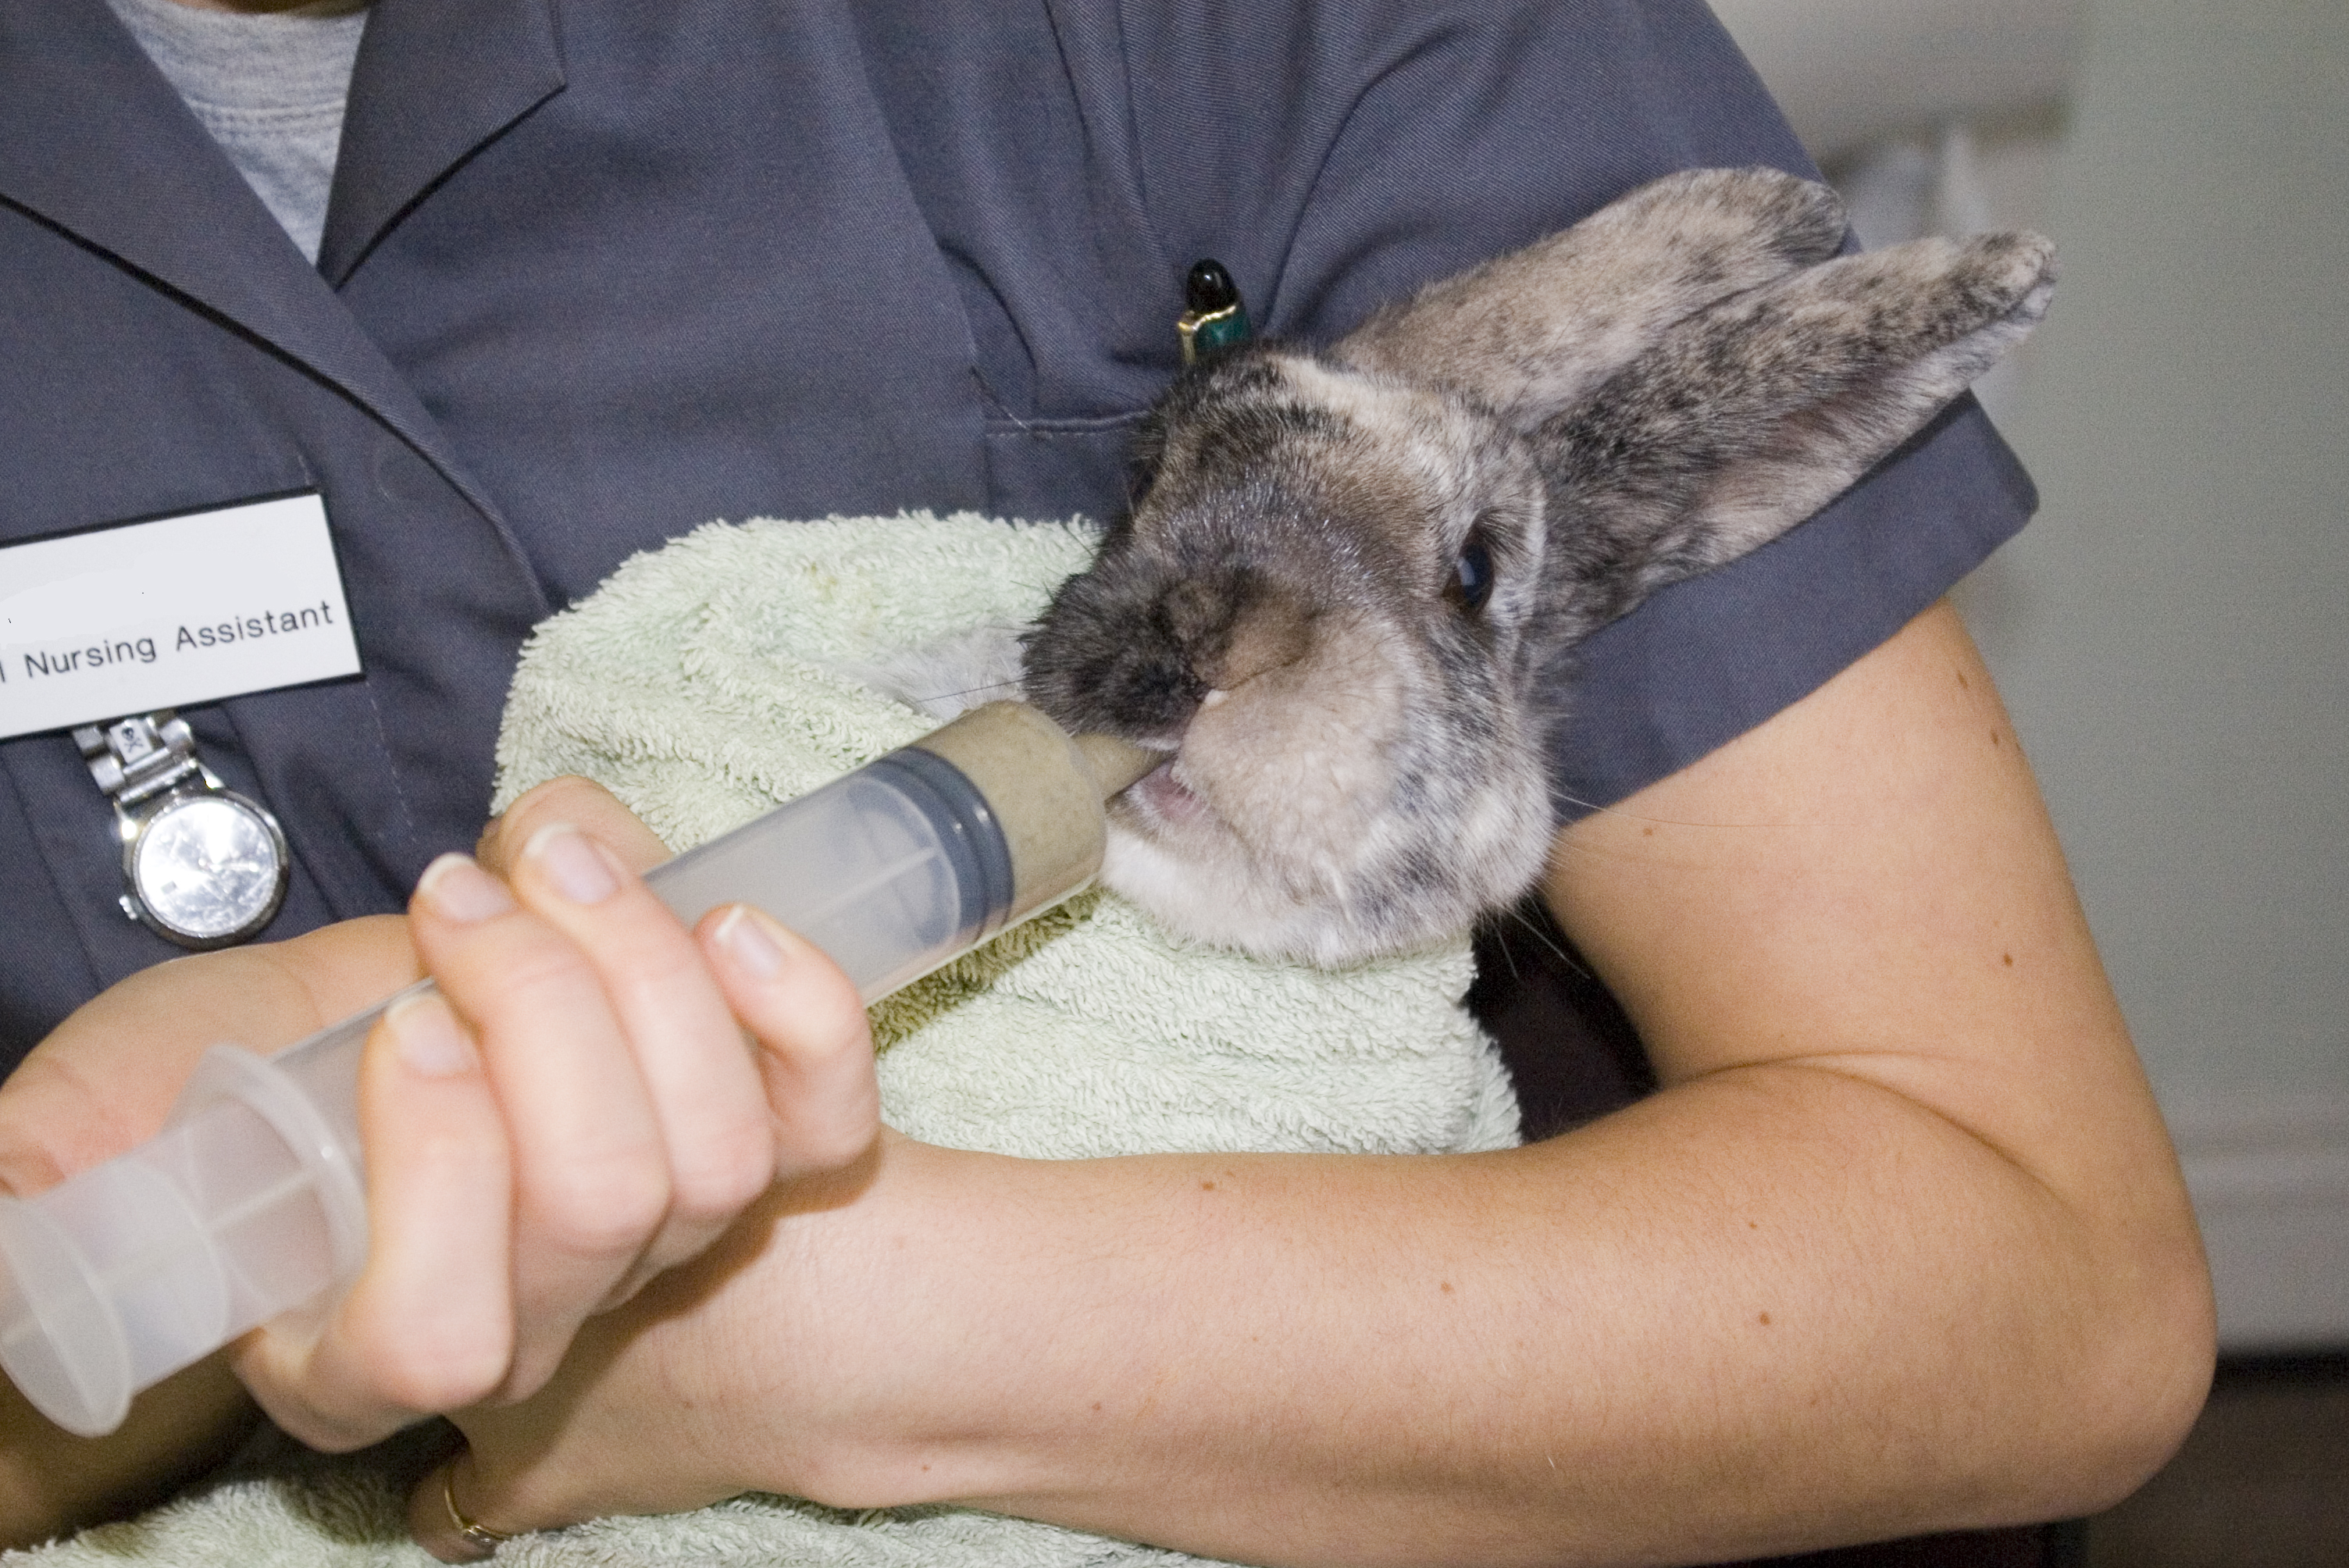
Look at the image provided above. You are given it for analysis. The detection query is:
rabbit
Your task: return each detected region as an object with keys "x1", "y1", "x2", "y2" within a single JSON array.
[{"x1": 1013, "y1": 166, "x2": 2057, "y2": 966}]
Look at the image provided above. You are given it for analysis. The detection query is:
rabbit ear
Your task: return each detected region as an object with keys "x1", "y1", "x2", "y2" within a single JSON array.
[
  {"x1": 1538, "y1": 229, "x2": 2058, "y2": 630},
  {"x1": 1334, "y1": 167, "x2": 1848, "y2": 427}
]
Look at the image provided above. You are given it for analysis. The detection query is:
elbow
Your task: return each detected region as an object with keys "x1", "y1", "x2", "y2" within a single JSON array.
[{"x1": 2034, "y1": 1200, "x2": 2219, "y2": 1519}]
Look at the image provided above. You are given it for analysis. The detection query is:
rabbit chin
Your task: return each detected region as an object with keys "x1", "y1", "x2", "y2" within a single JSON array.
[
  {"x1": 1096, "y1": 820, "x2": 1382, "y2": 967},
  {"x1": 1095, "y1": 770, "x2": 1553, "y2": 968}
]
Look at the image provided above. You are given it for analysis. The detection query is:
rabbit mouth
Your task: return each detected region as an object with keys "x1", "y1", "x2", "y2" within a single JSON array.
[{"x1": 1128, "y1": 755, "x2": 1211, "y2": 828}]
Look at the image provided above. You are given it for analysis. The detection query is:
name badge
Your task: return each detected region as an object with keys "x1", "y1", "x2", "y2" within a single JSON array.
[{"x1": 0, "y1": 494, "x2": 362, "y2": 741}]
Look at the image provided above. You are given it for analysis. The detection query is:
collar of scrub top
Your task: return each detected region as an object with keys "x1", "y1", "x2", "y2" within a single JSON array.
[{"x1": 0, "y1": 0, "x2": 562, "y2": 550}]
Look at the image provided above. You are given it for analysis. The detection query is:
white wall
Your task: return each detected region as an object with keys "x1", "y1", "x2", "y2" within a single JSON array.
[
  {"x1": 1980, "y1": 0, "x2": 2349, "y2": 1352},
  {"x1": 1714, "y1": 0, "x2": 2349, "y2": 1351},
  {"x1": 1708, "y1": 0, "x2": 2084, "y2": 165}
]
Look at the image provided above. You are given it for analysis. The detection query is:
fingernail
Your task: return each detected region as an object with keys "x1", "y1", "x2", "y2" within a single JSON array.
[
  {"x1": 388, "y1": 994, "x2": 476, "y2": 1079},
  {"x1": 418, "y1": 854, "x2": 517, "y2": 923},
  {"x1": 711, "y1": 904, "x2": 788, "y2": 978},
  {"x1": 522, "y1": 822, "x2": 620, "y2": 905}
]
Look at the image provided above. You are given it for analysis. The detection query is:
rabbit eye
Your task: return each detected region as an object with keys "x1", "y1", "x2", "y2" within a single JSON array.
[{"x1": 1445, "y1": 538, "x2": 1495, "y2": 615}]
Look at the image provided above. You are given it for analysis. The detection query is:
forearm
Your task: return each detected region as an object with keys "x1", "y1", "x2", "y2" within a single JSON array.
[
  {"x1": 711, "y1": 1074, "x2": 2202, "y2": 1568},
  {"x1": 636, "y1": 605, "x2": 2211, "y2": 1565},
  {"x1": 442, "y1": 608, "x2": 2211, "y2": 1562}
]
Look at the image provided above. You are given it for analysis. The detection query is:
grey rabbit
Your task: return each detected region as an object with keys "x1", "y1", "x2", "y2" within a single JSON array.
[{"x1": 1016, "y1": 166, "x2": 2056, "y2": 965}]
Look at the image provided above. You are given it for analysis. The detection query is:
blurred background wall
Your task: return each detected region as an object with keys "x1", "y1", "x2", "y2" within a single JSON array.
[{"x1": 1710, "y1": 0, "x2": 2349, "y2": 1352}]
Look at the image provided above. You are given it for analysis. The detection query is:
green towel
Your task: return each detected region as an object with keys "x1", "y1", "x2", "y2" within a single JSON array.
[{"x1": 12, "y1": 511, "x2": 1516, "y2": 1568}]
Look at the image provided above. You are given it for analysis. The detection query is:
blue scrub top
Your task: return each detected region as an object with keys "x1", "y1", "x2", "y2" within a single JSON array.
[{"x1": 0, "y1": 0, "x2": 2030, "y2": 1062}]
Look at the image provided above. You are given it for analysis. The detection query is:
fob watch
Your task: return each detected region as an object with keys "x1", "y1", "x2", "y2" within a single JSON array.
[{"x1": 75, "y1": 711, "x2": 290, "y2": 950}]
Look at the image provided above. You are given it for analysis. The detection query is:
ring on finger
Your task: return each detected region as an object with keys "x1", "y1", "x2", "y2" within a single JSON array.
[{"x1": 444, "y1": 1464, "x2": 512, "y2": 1552}]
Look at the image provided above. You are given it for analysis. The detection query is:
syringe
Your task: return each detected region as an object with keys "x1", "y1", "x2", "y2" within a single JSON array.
[{"x1": 0, "y1": 702, "x2": 1157, "y2": 1438}]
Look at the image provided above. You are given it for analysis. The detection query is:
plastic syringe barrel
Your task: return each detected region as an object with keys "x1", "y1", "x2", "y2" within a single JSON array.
[{"x1": 0, "y1": 703, "x2": 1157, "y2": 1438}]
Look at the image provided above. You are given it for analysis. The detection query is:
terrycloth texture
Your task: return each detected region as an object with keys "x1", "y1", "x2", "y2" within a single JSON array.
[
  {"x1": 490, "y1": 511, "x2": 1520, "y2": 1164},
  {"x1": 12, "y1": 511, "x2": 1517, "y2": 1568}
]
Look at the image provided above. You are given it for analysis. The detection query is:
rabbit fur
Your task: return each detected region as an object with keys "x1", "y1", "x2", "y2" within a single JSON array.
[{"x1": 912, "y1": 168, "x2": 2056, "y2": 967}]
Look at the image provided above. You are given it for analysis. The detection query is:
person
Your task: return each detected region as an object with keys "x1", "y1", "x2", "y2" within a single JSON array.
[{"x1": 0, "y1": 0, "x2": 2215, "y2": 1562}]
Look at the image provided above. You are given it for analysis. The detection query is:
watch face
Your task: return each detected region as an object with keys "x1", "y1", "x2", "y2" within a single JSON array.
[{"x1": 131, "y1": 793, "x2": 288, "y2": 943}]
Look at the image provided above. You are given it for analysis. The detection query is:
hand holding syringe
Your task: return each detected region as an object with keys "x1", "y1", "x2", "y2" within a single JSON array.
[{"x1": 0, "y1": 704, "x2": 1155, "y2": 1438}]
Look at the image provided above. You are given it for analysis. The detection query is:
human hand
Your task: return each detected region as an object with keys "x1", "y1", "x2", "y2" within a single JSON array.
[
  {"x1": 401, "y1": 1128, "x2": 914, "y2": 1560},
  {"x1": 224, "y1": 778, "x2": 880, "y2": 1469},
  {"x1": 0, "y1": 916, "x2": 420, "y2": 1546},
  {"x1": 0, "y1": 779, "x2": 879, "y2": 1554}
]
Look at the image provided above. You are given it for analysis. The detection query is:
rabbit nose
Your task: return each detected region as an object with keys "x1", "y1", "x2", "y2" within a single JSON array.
[{"x1": 1096, "y1": 640, "x2": 1208, "y2": 747}]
